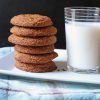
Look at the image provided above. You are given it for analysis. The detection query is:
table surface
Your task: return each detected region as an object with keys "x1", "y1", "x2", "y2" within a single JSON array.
[{"x1": 0, "y1": 47, "x2": 100, "y2": 100}]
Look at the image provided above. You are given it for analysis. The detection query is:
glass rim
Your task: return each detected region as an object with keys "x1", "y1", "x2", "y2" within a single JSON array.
[
  {"x1": 64, "y1": 7, "x2": 100, "y2": 22},
  {"x1": 64, "y1": 7, "x2": 100, "y2": 11}
]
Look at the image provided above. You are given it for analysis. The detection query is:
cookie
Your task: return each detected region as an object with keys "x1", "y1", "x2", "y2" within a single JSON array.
[
  {"x1": 10, "y1": 26, "x2": 57, "y2": 37},
  {"x1": 15, "y1": 45, "x2": 54, "y2": 54},
  {"x1": 15, "y1": 51, "x2": 58, "y2": 64},
  {"x1": 16, "y1": 60, "x2": 57, "y2": 72},
  {"x1": 10, "y1": 14, "x2": 53, "y2": 27},
  {"x1": 8, "y1": 34, "x2": 57, "y2": 46}
]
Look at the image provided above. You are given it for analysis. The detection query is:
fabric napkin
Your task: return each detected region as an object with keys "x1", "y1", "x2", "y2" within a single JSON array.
[{"x1": 0, "y1": 47, "x2": 100, "y2": 100}]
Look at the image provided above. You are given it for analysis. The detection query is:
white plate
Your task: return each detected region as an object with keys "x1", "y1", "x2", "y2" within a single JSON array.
[{"x1": 0, "y1": 49, "x2": 100, "y2": 84}]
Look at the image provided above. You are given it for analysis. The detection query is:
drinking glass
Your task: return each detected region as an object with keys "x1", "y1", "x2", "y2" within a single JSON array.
[{"x1": 64, "y1": 7, "x2": 100, "y2": 73}]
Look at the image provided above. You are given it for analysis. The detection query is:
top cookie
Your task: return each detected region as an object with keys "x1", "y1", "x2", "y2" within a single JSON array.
[{"x1": 10, "y1": 14, "x2": 53, "y2": 27}]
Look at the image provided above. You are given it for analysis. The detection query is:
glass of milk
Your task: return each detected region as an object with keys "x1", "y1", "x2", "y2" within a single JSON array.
[{"x1": 64, "y1": 7, "x2": 100, "y2": 73}]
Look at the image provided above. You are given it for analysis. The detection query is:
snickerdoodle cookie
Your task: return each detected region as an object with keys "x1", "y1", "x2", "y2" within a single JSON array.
[
  {"x1": 15, "y1": 50, "x2": 58, "y2": 64},
  {"x1": 16, "y1": 60, "x2": 57, "y2": 72},
  {"x1": 8, "y1": 34, "x2": 57, "y2": 46},
  {"x1": 15, "y1": 45, "x2": 54, "y2": 54},
  {"x1": 10, "y1": 26, "x2": 57, "y2": 37},
  {"x1": 10, "y1": 14, "x2": 53, "y2": 27}
]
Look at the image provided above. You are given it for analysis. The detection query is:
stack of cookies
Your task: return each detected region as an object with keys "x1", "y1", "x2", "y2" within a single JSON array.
[{"x1": 8, "y1": 14, "x2": 58, "y2": 72}]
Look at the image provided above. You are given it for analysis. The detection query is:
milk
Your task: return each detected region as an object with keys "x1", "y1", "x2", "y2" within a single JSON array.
[{"x1": 65, "y1": 22, "x2": 100, "y2": 69}]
